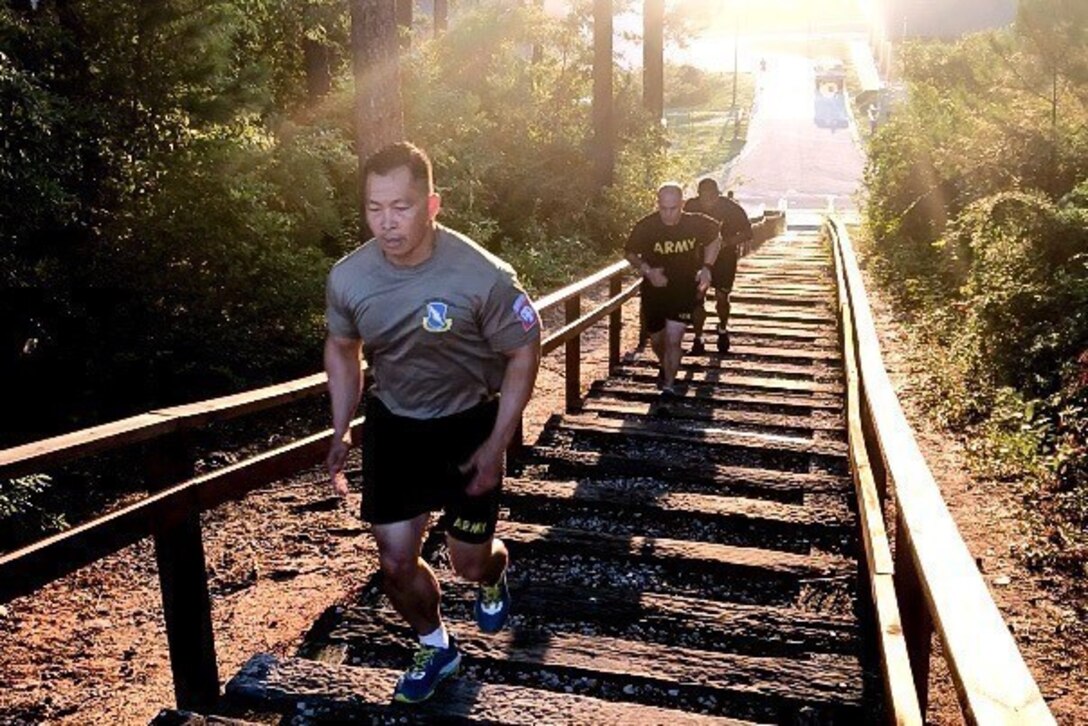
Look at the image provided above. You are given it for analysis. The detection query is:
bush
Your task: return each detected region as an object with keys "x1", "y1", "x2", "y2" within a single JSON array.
[{"x1": 0, "y1": 475, "x2": 66, "y2": 549}]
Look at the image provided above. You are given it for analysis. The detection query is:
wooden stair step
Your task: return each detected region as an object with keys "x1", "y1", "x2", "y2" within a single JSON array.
[
  {"x1": 683, "y1": 342, "x2": 842, "y2": 363},
  {"x1": 728, "y1": 325, "x2": 834, "y2": 342},
  {"x1": 503, "y1": 477, "x2": 850, "y2": 528},
  {"x1": 724, "y1": 309, "x2": 837, "y2": 325},
  {"x1": 556, "y1": 412, "x2": 849, "y2": 459},
  {"x1": 609, "y1": 366, "x2": 843, "y2": 395},
  {"x1": 518, "y1": 447, "x2": 853, "y2": 496},
  {"x1": 420, "y1": 579, "x2": 859, "y2": 656},
  {"x1": 624, "y1": 356, "x2": 831, "y2": 381},
  {"x1": 728, "y1": 315, "x2": 833, "y2": 331},
  {"x1": 581, "y1": 398, "x2": 845, "y2": 434},
  {"x1": 333, "y1": 610, "x2": 865, "y2": 716},
  {"x1": 495, "y1": 521, "x2": 852, "y2": 578},
  {"x1": 226, "y1": 654, "x2": 745, "y2": 724},
  {"x1": 591, "y1": 380, "x2": 843, "y2": 412},
  {"x1": 729, "y1": 292, "x2": 828, "y2": 307}
]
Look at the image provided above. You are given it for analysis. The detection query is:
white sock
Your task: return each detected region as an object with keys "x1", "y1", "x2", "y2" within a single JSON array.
[{"x1": 419, "y1": 624, "x2": 450, "y2": 649}]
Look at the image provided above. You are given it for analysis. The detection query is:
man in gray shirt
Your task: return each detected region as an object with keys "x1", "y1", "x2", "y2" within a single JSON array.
[{"x1": 325, "y1": 142, "x2": 541, "y2": 704}]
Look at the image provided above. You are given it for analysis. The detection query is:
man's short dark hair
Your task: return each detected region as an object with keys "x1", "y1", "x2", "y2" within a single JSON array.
[
  {"x1": 363, "y1": 142, "x2": 433, "y2": 193},
  {"x1": 697, "y1": 178, "x2": 719, "y2": 194}
]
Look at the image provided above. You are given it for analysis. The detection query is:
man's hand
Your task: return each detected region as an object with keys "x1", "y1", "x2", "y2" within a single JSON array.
[
  {"x1": 327, "y1": 431, "x2": 352, "y2": 498},
  {"x1": 460, "y1": 440, "x2": 504, "y2": 496},
  {"x1": 644, "y1": 266, "x2": 668, "y2": 288},
  {"x1": 696, "y1": 266, "x2": 712, "y2": 295}
]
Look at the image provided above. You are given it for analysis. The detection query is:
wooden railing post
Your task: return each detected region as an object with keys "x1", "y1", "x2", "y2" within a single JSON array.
[
  {"x1": 146, "y1": 435, "x2": 219, "y2": 711},
  {"x1": 895, "y1": 519, "x2": 933, "y2": 716},
  {"x1": 153, "y1": 499, "x2": 220, "y2": 711},
  {"x1": 608, "y1": 275, "x2": 622, "y2": 371},
  {"x1": 565, "y1": 295, "x2": 582, "y2": 412}
]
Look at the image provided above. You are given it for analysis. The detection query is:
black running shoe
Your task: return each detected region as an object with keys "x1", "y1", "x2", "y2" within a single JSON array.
[
  {"x1": 690, "y1": 338, "x2": 706, "y2": 355},
  {"x1": 716, "y1": 331, "x2": 730, "y2": 353}
]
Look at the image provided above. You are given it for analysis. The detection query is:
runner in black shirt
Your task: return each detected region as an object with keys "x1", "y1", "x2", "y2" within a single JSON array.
[
  {"x1": 683, "y1": 178, "x2": 753, "y2": 353},
  {"x1": 625, "y1": 183, "x2": 721, "y2": 401}
]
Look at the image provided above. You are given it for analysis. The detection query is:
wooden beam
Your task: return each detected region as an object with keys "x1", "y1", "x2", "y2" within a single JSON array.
[
  {"x1": 833, "y1": 231, "x2": 922, "y2": 725},
  {"x1": 227, "y1": 654, "x2": 745, "y2": 724},
  {"x1": 0, "y1": 418, "x2": 364, "y2": 604},
  {"x1": 0, "y1": 372, "x2": 329, "y2": 479}
]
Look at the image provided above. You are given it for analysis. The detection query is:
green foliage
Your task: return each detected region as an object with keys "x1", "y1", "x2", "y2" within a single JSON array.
[
  {"x1": 401, "y1": 0, "x2": 676, "y2": 266},
  {"x1": 0, "y1": 475, "x2": 66, "y2": 548},
  {"x1": 2, "y1": 0, "x2": 677, "y2": 451},
  {"x1": 863, "y1": 10, "x2": 1088, "y2": 579}
]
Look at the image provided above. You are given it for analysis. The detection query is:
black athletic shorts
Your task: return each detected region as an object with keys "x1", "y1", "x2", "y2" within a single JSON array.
[
  {"x1": 642, "y1": 277, "x2": 698, "y2": 334},
  {"x1": 711, "y1": 245, "x2": 739, "y2": 292},
  {"x1": 360, "y1": 395, "x2": 501, "y2": 544}
]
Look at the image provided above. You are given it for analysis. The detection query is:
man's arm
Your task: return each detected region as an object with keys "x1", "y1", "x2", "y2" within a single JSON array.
[
  {"x1": 324, "y1": 334, "x2": 363, "y2": 496},
  {"x1": 626, "y1": 251, "x2": 668, "y2": 288},
  {"x1": 696, "y1": 235, "x2": 722, "y2": 294},
  {"x1": 462, "y1": 338, "x2": 542, "y2": 496}
]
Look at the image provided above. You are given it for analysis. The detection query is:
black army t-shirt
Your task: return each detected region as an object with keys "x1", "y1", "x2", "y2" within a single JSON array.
[
  {"x1": 624, "y1": 211, "x2": 720, "y2": 285},
  {"x1": 683, "y1": 196, "x2": 752, "y2": 245}
]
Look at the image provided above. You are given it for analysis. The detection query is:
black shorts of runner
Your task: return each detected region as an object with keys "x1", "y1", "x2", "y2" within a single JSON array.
[
  {"x1": 711, "y1": 245, "x2": 739, "y2": 293},
  {"x1": 360, "y1": 394, "x2": 501, "y2": 545},
  {"x1": 642, "y1": 277, "x2": 698, "y2": 334}
]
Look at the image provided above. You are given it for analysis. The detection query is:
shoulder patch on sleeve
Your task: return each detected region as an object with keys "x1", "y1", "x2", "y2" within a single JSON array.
[{"x1": 512, "y1": 293, "x2": 539, "y2": 332}]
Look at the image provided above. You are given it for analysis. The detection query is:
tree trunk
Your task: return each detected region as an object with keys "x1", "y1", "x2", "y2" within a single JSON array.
[
  {"x1": 396, "y1": 0, "x2": 412, "y2": 47},
  {"x1": 531, "y1": 0, "x2": 543, "y2": 64},
  {"x1": 350, "y1": 0, "x2": 404, "y2": 234},
  {"x1": 302, "y1": 1, "x2": 333, "y2": 101},
  {"x1": 434, "y1": 0, "x2": 448, "y2": 37},
  {"x1": 303, "y1": 38, "x2": 332, "y2": 101},
  {"x1": 643, "y1": 0, "x2": 663, "y2": 123},
  {"x1": 593, "y1": 0, "x2": 614, "y2": 187}
]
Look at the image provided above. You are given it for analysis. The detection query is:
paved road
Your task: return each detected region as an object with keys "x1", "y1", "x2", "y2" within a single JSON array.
[{"x1": 721, "y1": 55, "x2": 868, "y2": 215}]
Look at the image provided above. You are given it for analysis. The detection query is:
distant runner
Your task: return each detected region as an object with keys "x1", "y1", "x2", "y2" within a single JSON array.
[
  {"x1": 625, "y1": 182, "x2": 721, "y2": 403},
  {"x1": 683, "y1": 179, "x2": 752, "y2": 354}
]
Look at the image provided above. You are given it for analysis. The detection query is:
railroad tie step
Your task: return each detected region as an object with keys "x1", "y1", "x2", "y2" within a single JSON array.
[
  {"x1": 321, "y1": 609, "x2": 865, "y2": 722},
  {"x1": 498, "y1": 477, "x2": 854, "y2": 555},
  {"x1": 608, "y1": 366, "x2": 843, "y2": 395},
  {"x1": 493, "y1": 520, "x2": 851, "y2": 579},
  {"x1": 580, "y1": 397, "x2": 845, "y2": 436},
  {"x1": 553, "y1": 412, "x2": 848, "y2": 460},
  {"x1": 386, "y1": 577, "x2": 861, "y2": 657},
  {"x1": 226, "y1": 653, "x2": 758, "y2": 724},
  {"x1": 624, "y1": 356, "x2": 831, "y2": 381},
  {"x1": 516, "y1": 446, "x2": 854, "y2": 499},
  {"x1": 587, "y1": 380, "x2": 844, "y2": 414}
]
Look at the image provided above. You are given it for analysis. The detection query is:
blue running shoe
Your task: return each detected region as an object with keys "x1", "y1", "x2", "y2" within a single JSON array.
[
  {"x1": 474, "y1": 571, "x2": 511, "y2": 633},
  {"x1": 392, "y1": 638, "x2": 461, "y2": 703}
]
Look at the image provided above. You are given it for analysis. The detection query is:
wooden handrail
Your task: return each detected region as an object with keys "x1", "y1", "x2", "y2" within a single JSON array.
[
  {"x1": 1, "y1": 263, "x2": 637, "y2": 481},
  {"x1": 827, "y1": 217, "x2": 1055, "y2": 725},
  {"x1": 542, "y1": 279, "x2": 640, "y2": 355},
  {"x1": 534, "y1": 259, "x2": 630, "y2": 312},
  {"x1": 0, "y1": 373, "x2": 330, "y2": 480},
  {"x1": 0, "y1": 257, "x2": 636, "y2": 710},
  {"x1": 829, "y1": 221, "x2": 922, "y2": 725}
]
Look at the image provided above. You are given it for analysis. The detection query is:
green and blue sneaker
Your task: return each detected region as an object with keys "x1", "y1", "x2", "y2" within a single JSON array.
[
  {"x1": 474, "y1": 571, "x2": 511, "y2": 633},
  {"x1": 392, "y1": 637, "x2": 462, "y2": 703}
]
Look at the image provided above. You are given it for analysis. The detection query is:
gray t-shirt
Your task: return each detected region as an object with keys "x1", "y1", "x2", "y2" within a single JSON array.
[{"x1": 326, "y1": 225, "x2": 541, "y2": 419}]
